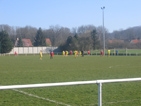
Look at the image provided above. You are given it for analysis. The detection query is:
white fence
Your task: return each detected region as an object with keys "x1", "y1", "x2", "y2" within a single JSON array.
[
  {"x1": 0, "y1": 78, "x2": 141, "y2": 106},
  {"x1": 9, "y1": 47, "x2": 58, "y2": 54}
]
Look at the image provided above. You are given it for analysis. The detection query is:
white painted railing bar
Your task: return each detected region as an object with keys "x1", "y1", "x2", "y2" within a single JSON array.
[
  {"x1": 0, "y1": 80, "x2": 97, "y2": 90},
  {"x1": 96, "y1": 77, "x2": 141, "y2": 83},
  {"x1": 97, "y1": 78, "x2": 141, "y2": 106},
  {"x1": 0, "y1": 78, "x2": 141, "y2": 106}
]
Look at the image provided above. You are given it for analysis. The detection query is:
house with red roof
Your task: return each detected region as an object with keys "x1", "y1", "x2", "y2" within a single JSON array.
[
  {"x1": 22, "y1": 39, "x2": 33, "y2": 47},
  {"x1": 15, "y1": 38, "x2": 51, "y2": 47},
  {"x1": 46, "y1": 38, "x2": 52, "y2": 46},
  {"x1": 130, "y1": 39, "x2": 141, "y2": 44},
  {"x1": 108, "y1": 39, "x2": 124, "y2": 44}
]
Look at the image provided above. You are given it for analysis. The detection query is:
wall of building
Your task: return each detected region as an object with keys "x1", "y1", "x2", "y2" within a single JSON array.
[{"x1": 9, "y1": 47, "x2": 59, "y2": 54}]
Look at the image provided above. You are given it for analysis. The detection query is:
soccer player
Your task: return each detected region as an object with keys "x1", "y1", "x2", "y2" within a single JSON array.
[
  {"x1": 100, "y1": 50, "x2": 104, "y2": 56},
  {"x1": 69, "y1": 50, "x2": 73, "y2": 55},
  {"x1": 14, "y1": 51, "x2": 18, "y2": 56},
  {"x1": 74, "y1": 50, "x2": 77, "y2": 58},
  {"x1": 116, "y1": 50, "x2": 118, "y2": 55},
  {"x1": 65, "y1": 50, "x2": 68, "y2": 56},
  {"x1": 79, "y1": 51, "x2": 82, "y2": 56},
  {"x1": 39, "y1": 50, "x2": 43, "y2": 60},
  {"x1": 50, "y1": 51, "x2": 54, "y2": 59},
  {"x1": 62, "y1": 51, "x2": 65, "y2": 56},
  {"x1": 108, "y1": 49, "x2": 111, "y2": 56},
  {"x1": 87, "y1": 50, "x2": 90, "y2": 55},
  {"x1": 81, "y1": 50, "x2": 84, "y2": 57}
]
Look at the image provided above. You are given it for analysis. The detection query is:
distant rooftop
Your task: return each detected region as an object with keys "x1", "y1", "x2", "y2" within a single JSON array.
[
  {"x1": 46, "y1": 38, "x2": 52, "y2": 46},
  {"x1": 22, "y1": 39, "x2": 33, "y2": 47}
]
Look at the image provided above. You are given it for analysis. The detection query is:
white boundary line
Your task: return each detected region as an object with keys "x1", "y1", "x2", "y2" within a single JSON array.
[
  {"x1": 13, "y1": 89, "x2": 71, "y2": 106},
  {"x1": 13, "y1": 89, "x2": 141, "y2": 106},
  {"x1": 83, "y1": 99, "x2": 141, "y2": 106},
  {"x1": 1, "y1": 78, "x2": 141, "y2": 106},
  {"x1": 104, "y1": 98, "x2": 141, "y2": 104}
]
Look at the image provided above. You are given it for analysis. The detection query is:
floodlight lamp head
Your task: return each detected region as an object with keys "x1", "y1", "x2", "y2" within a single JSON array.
[{"x1": 101, "y1": 6, "x2": 105, "y2": 9}]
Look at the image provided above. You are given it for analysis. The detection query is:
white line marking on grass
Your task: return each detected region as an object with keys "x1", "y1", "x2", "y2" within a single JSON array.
[
  {"x1": 109, "y1": 65, "x2": 120, "y2": 68},
  {"x1": 109, "y1": 64, "x2": 130, "y2": 68},
  {"x1": 104, "y1": 99, "x2": 141, "y2": 104},
  {"x1": 5, "y1": 89, "x2": 141, "y2": 106},
  {"x1": 13, "y1": 89, "x2": 71, "y2": 106},
  {"x1": 109, "y1": 64, "x2": 141, "y2": 69}
]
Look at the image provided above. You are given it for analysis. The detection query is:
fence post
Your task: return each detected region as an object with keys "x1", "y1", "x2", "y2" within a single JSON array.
[
  {"x1": 126, "y1": 48, "x2": 127, "y2": 56},
  {"x1": 98, "y1": 82, "x2": 102, "y2": 106}
]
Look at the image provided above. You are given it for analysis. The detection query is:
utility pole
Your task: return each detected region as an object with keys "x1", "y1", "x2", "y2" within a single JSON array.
[{"x1": 101, "y1": 6, "x2": 105, "y2": 56}]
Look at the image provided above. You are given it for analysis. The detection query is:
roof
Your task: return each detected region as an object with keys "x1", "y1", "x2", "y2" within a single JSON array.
[
  {"x1": 130, "y1": 39, "x2": 141, "y2": 44},
  {"x1": 108, "y1": 39, "x2": 124, "y2": 43},
  {"x1": 46, "y1": 38, "x2": 52, "y2": 46},
  {"x1": 22, "y1": 39, "x2": 33, "y2": 47}
]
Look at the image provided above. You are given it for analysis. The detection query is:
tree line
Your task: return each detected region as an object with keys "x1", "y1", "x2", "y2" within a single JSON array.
[
  {"x1": 108, "y1": 26, "x2": 141, "y2": 49},
  {"x1": 0, "y1": 24, "x2": 141, "y2": 53},
  {"x1": 0, "y1": 24, "x2": 105, "y2": 53}
]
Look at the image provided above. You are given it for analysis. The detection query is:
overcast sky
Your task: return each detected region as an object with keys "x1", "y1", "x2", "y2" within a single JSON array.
[{"x1": 0, "y1": 0, "x2": 141, "y2": 32}]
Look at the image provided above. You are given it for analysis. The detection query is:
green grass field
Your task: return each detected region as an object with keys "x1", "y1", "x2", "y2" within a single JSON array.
[
  {"x1": 92, "y1": 49, "x2": 141, "y2": 56},
  {"x1": 0, "y1": 55, "x2": 141, "y2": 106}
]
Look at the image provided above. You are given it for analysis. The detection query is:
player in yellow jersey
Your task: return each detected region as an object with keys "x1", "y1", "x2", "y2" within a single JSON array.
[
  {"x1": 79, "y1": 51, "x2": 82, "y2": 56},
  {"x1": 74, "y1": 50, "x2": 77, "y2": 58},
  {"x1": 39, "y1": 50, "x2": 43, "y2": 60},
  {"x1": 65, "y1": 50, "x2": 68, "y2": 56},
  {"x1": 108, "y1": 49, "x2": 111, "y2": 56},
  {"x1": 62, "y1": 51, "x2": 65, "y2": 56}
]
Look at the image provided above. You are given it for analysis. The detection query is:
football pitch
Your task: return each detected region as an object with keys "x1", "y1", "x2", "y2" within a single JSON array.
[{"x1": 0, "y1": 55, "x2": 141, "y2": 106}]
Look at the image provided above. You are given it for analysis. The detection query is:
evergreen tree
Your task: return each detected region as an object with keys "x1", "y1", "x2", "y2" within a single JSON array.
[
  {"x1": 91, "y1": 29, "x2": 100, "y2": 50},
  {"x1": 74, "y1": 33, "x2": 78, "y2": 40},
  {"x1": 34, "y1": 28, "x2": 46, "y2": 46},
  {"x1": 0, "y1": 31, "x2": 13, "y2": 53},
  {"x1": 60, "y1": 35, "x2": 80, "y2": 51}
]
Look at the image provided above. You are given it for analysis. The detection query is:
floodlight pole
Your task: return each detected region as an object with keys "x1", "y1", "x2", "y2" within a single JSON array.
[{"x1": 101, "y1": 6, "x2": 105, "y2": 56}]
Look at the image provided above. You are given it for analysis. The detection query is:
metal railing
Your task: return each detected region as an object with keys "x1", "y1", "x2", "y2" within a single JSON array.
[{"x1": 0, "y1": 78, "x2": 141, "y2": 106}]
